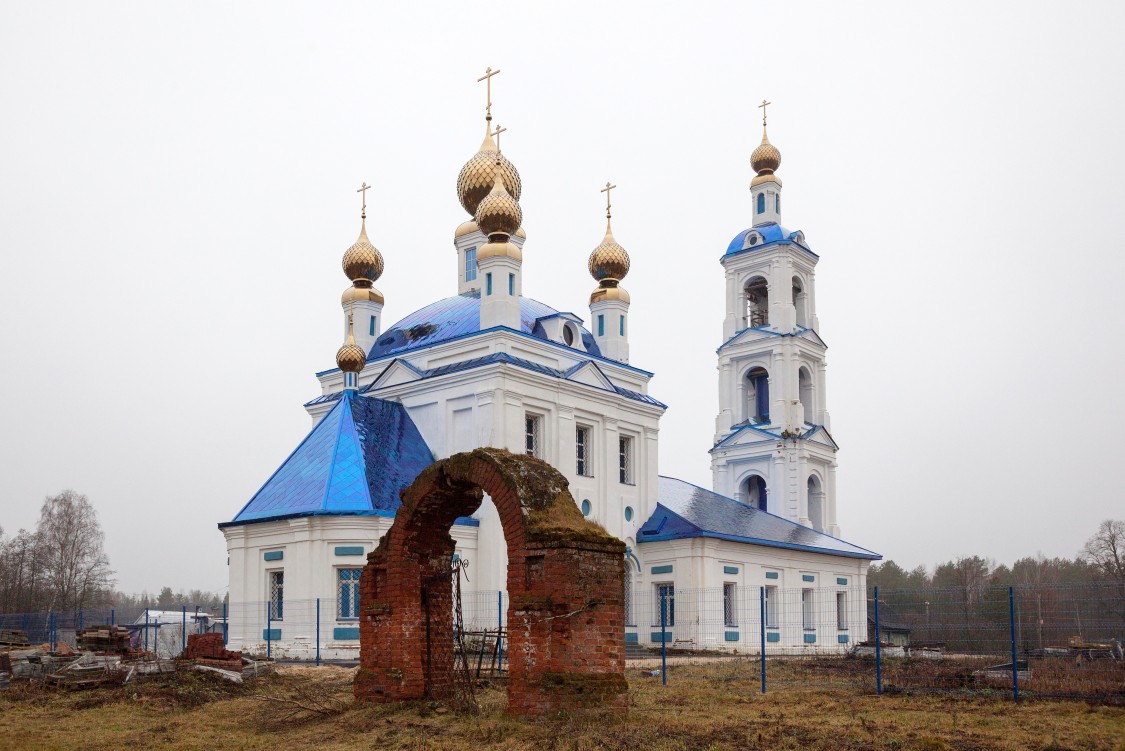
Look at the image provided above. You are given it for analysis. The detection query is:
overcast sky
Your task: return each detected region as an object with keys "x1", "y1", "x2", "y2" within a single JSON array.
[{"x1": 2, "y1": 1, "x2": 1123, "y2": 595}]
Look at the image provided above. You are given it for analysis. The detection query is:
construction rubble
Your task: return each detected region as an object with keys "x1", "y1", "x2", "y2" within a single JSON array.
[{"x1": 0, "y1": 625, "x2": 274, "y2": 690}]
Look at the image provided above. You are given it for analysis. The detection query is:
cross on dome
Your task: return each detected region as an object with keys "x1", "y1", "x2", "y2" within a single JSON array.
[{"x1": 477, "y1": 66, "x2": 501, "y2": 121}]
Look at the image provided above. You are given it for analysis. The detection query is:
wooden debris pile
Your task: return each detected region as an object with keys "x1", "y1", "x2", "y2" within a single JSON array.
[
  {"x1": 76, "y1": 625, "x2": 133, "y2": 655},
  {"x1": 0, "y1": 629, "x2": 30, "y2": 648}
]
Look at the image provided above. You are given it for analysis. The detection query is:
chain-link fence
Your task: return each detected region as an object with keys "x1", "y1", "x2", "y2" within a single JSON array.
[{"x1": 3, "y1": 582, "x2": 1121, "y2": 701}]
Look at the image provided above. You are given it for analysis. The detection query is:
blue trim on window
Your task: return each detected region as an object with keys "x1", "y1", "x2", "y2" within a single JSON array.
[
  {"x1": 335, "y1": 546, "x2": 364, "y2": 556},
  {"x1": 651, "y1": 564, "x2": 673, "y2": 575},
  {"x1": 766, "y1": 632, "x2": 780, "y2": 643},
  {"x1": 625, "y1": 506, "x2": 634, "y2": 522},
  {"x1": 756, "y1": 193, "x2": 765, "y2": 214},
  {"x1": 333, "y1": 627, "x2": 360, "y2": 640},
  {"x1": 619, "y1": 315, "x2": 624, "y2": 336},
  {"x1": 486, "y1": 273, "x2": 492, "y2": 295},
  {"x1": 837, "y1": 634, "x2": 849, "y2": 644},
  {"x1": 723, "y1": 566, "x2": 739, "y2": 575},
  {"x1": 724, "y1": 631, "x2": 740, "y2": 642},
  {"x1": 508, "y1": 273, "x2": 514, "y2": 295},
  {"x1": 580, "y1": 499, "x2": 591, "y2": 516},
  {"x1": 625, "y1": 632, "x2": 639, "y2": 643},
  {"x1": 597, "y1": 314, "x2": 604, "y2": 336},
  {"x1": 804, "y1": 633, "x2": 817, "y2": 644},
  {"x1": 837, "y1": 577, "x2": 848, "y2": 585},
  {"x1": 263, "y1": 629, "x2": 281, "y2": 640},
  {"x1": 263, "y1": 551, "x2": 283, "y2": 561},
  {"x1": 650, "y1": 632, "x2": 672, "y2": 643},
  {"x1": 465, "y1": 248, "x2": 477, "y2": 282},
  {"x1": 369, "y1": 316, "x2": 376, "y2": 337},
  {"x1": 802, "y1": 574, "x2": 815, "y2": 582},
  {"x1": 765, "y1": 571, "x2": 779, "y2": 580}
]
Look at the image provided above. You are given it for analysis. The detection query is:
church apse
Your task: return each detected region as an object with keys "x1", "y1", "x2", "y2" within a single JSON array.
[{"x1": 355, "y1": 447, "x2": 628, "y2": 716}]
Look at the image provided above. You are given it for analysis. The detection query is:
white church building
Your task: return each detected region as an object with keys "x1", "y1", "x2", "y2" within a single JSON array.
[{"x1": 218, "y1": 85, "x2": 878, "y2": 658}]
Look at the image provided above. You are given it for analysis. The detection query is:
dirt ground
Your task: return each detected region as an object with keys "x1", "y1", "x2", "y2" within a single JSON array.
[{"x1": 2, "y1": 663, "x2": 1123, "y2": 751}]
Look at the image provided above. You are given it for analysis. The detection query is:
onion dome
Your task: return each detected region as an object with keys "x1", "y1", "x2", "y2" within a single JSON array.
[
  {"x1": 474, "y1": 166, "x2": 522, "y2": 237},
  {"x1": 477, "y1": 239, "x2": 522, "y2": 263},
  {"x1": 341, "y1": 285, "x2": 384, "y2": 306},
  {"x1": 588, "y1": 219, "x2": 630, "y2": 283},
  {"x1": 590, "y1": 280, "x2": 631, "y2": 305},
  {"x1": 341, "y1": 218, "x2": 384, "y2": 284},
  {"x1": 750, "y1": 127, "x2": 783, "y2": 187},
  {"x1": 336, "y1": 321, "x2": 366, "y2": 374},
  {"x1": 457, "y1": 128, "x2": 521, "y2": 216}
]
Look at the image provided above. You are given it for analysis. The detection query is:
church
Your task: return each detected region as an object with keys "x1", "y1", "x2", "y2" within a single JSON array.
[{"x1": 218, "y1": 76, "x2": 879, "y2": 658}]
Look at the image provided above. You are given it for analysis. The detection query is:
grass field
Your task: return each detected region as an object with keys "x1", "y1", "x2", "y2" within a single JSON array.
[{"x1": 2, "y1": 663, "x2": 1123, "y2": 751}]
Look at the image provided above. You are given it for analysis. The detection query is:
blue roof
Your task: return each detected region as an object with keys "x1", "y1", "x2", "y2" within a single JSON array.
[
  {"x1": 366, "y1": 291, "x2": 602, "y2": 360},
  {"x1": 222, "y1": 391, "x2": 436, "y2": 527},
  {"x1": 725, "y1": 222, "x2": 814, "y2": 257},
  {"x1": 637, "y1": 476, "x2": 880, "y2": 560}
]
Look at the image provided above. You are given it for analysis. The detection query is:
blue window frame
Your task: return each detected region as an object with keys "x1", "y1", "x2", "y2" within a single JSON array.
[
  {"x1": 597, "y1": 314, "x2": 604, "y2": 336},
  {"x1": 657, "y1": 583, "x2": 675, "y2": 627},
  {"x1": 775, "y1": 194, "x2": 780, "y2": 213},
  {"x1": 486, "y1": 272, "x2": 493, "y2": 296},
  {"x1": 508, "y1": 273, "x2": 514, "y2": 295},
  {"x1": 465, "y1": 248, "x2": 477, "y2": 282},
  {"x1": 619, "y1": 315, "x2": 625, "y2": 336},
  {"x1": 368, "y1": 315, "x2": 376, "y2": 337},
  {"x1": 757, "y1": 193, "x2": 765, "y2": 214},
  {"x1": 338, "y1": 568, "x2": 361, "y2": 619}
]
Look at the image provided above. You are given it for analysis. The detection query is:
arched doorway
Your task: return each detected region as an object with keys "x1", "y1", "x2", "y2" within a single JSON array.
[{"x1": 354, "y1": 448, "x2": 627, "y2": 716}]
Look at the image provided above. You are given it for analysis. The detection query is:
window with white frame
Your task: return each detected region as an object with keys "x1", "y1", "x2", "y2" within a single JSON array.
[
  {"x1": 619, "y1": 436, "x2": 633, "y2": 484},
  {"x1": 723, "y1": 582, "x2": 738, "y2": 627},
  {"x1": 765, "y1": 585, "x2": 779, "y2": 628},
  {"x1": 656, "y1": 583, "x2": 675, "y2": 627},
  {"x1": 836, "y1": 591, "x2": 847, "y2": 630},
  {"x1": 525, "y1": 414, "x2": 541, "y2": 458},
  {"x1": 576, "y1": 426, "x2": 591, "y2": 476},
  {"x1": 338, "y1": 568, "x2": 361, "y2": 620},
  {"x1": 268, "y1": 571, "x2": 284, "y2": 621},
  {"x1": 802, "y1": 588, "x2": 814, "y2": 630},
  {"x1": 465, "y1": 248, "x2": 477, "y2": 282}
]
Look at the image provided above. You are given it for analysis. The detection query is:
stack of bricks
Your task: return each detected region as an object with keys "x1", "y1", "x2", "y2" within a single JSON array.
[
  {"x1": 182, "y1": 632, "x2": 243, "y2": 671},
  {"x1": 354, "y1": 448, "x2": 628, "y2": 716}
]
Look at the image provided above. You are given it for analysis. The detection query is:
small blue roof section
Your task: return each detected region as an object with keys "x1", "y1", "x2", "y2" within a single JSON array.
[
  {"x1": 725, "y1": 222, "x2": 815, "y2": 258},
  {"x1": 223, "y1": 391, "x2": 435, "y2": 527},
  {"x1": 366, "y1": 291, "x2": 602, "y2": 361},
  {"x1": 638, "y1": 476, "x2": 880, "y2": 560}
]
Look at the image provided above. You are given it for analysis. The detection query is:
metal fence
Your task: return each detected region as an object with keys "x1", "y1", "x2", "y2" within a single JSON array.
[{"x1": 3, "y1": 582, "x2": 1122, "y2": 702}]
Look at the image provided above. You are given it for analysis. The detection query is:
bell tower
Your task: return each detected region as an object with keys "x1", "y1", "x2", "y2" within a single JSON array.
[{"x1": 710, "y1": 103, "x2": 841, "y2": 537}]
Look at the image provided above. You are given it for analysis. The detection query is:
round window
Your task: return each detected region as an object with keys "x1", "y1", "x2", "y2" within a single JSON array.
[
  {"x1": 563, "y1": 325, "x2": 575, "y2": 346},
  {"x1": 624, "y1": 506, "x2": 634, "y2": 522},
  {"x1": 581, "y1": 499, "x2": 591, "y2": 516}
]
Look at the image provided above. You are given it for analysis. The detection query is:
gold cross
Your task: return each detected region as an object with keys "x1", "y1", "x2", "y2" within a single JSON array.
[
  {"x1": 758, "y1": 99, "x2": 771, "y2": 127},
  {"x1": 492, "y1": 123, "x2": 507, "y2": 150},
  {"x1": 477, "y1": 66, "x2": 501, "y2": 120},
  {"x1": 601, "y1": 181, "x2": 616, "y2": 218},
  {"x1": 356, "y1": 181, "x2": 370, "y2": 218}
]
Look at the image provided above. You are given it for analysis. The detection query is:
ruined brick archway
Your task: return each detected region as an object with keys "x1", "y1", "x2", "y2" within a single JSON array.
[{"x1": 354, "y1": 448, "x2": 627, "y2": 715}]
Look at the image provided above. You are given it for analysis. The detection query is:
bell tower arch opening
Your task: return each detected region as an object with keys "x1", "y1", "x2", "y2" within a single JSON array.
[
  {"x1": 744, "y1": 276, "x2": 769, "y2": 328},
  {"x1": 799, "y1": 365, "x2": 814, "y2": 424},
  {"x1": 741, "y1": 474, "x2": 768, "y2": 511},
  {"x1": 745, "y1": 366, "x2": 770, "y2": 424},
  {"x1": 807, "y1": 474, "x2": 825, "y2": 532},
  {"x1": 355, "y1": 448, "x2": 627, "y2": 716}
]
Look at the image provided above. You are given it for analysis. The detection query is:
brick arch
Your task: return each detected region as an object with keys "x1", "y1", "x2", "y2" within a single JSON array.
[{"x1": 354, "y1": 447, "x2": 628, "y2": 716}]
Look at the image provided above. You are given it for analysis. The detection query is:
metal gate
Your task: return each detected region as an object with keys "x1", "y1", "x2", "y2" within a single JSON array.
[{"x1": 422, "y1": 557, "x2": 475, "y2": 708}]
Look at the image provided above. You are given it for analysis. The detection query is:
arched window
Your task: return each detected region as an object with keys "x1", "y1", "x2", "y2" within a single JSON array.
[
  {"x1": 746, "y1": 366, "x2": 770, "y2": 423},
  {"x1": 743, "y1": 475, "x2": 768, "y2": 512},
  {"x1": 799, "y1": 366, "x2": 814, "y2": 424},
  {"x1": 807, "y1": 475, "x2": 824, "y2": 532},
  {"x1": 792, "y1": 276, "x2": 808, "y2": 328},
  {"x1": 744, "y1": 276, "x2": 769, "y2": 328},
  {"x1": 756, "y1": 193, "x2": 765, "y2": 214}
]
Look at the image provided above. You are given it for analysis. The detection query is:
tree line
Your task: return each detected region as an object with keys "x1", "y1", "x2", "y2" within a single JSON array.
[{"x1": 0, "y1": 490, "x2": 225, "y2": 615}]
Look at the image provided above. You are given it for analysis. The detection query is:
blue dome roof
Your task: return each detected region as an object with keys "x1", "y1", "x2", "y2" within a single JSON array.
[
  {"x1": 725, "y1": 222, "x2": 809, "y2": 256},
  {"x1": 368, "y1": 291, "x2": 602, "y2": 360}
]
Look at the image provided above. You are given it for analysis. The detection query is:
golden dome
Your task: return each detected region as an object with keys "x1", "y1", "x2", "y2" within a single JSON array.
[
  {"x1": 457, "y1": 128, "x2": 521, "y2": 216},
  {"x1": 514, "y1": 226, "x2": 526, "y2": 240},
  {"x1": 590, "y1": 281, "x2": 631, "y2": 305},
  {"x1": 477, "y1": 239, "x2": 522, "y2": 262},
  {"x1": 336, "y1": 330, "x2": 366, "y2": 374},
  {"x1": 474, "y1": 167, "x2": 522, "y2": 236},
  {"x1": 342, "y1": 218, "x2": 384, "y2": 283},
  {"x1": 588, "y1": 220, "x2": 630, "y2": 282},
  {"x1": 751, "y1": 128, "x2": 781, "y2": 175},
  {"x1": 341, "y1": 285, "x2": 385, "y2": 306},
  {"x1": 455, "y1": 220, "x2": 481, "y2": 238}
]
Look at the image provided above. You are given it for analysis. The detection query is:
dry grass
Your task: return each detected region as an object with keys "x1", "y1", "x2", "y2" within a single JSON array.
[{"x1": 2, "y1": 663, "x2": 1124, "y2": 751}]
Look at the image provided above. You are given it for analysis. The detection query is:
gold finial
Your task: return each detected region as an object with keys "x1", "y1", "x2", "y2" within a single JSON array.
[
  {"x1": 356, "y1": 181, "x2": 370, "y2": 219},
  {"x1": 492, "y1": 123, "x2": 507, "y2": 151},
  {"x1": 600, "y1": 181, "x2": 616, "y2": 220},
  {"x1": 758, "y1": 99, "x2": 771, "y2": 128},
  {"x1": 336, "y1": 302, "x2": 366, "y2": 375},
  {"x1": 477, "y1": 66, "x2": 501, "y2": 122}
]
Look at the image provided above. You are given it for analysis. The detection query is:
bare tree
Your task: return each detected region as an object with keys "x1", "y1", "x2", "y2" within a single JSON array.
[
  {"x1": 37, "y1": 490, "x2": 115, "y2": 611},
  {"x1": 1083, "y1": 519, "x2": 1125, "y2": 616}
]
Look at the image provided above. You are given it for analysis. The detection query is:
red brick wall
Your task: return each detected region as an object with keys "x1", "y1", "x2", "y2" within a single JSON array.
[{"x1": 355, "y1": 448, "x2": 627, "y2": 716}]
